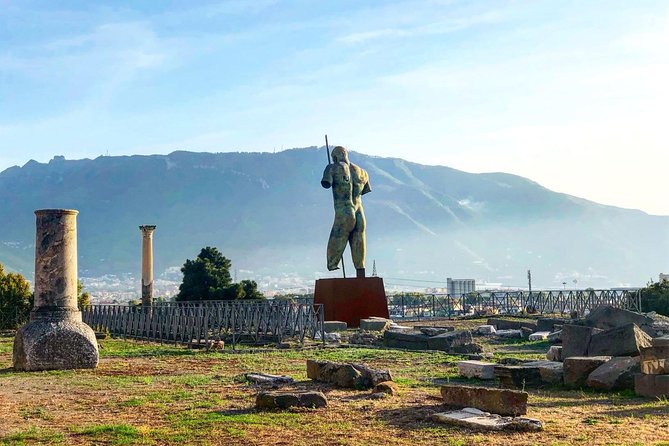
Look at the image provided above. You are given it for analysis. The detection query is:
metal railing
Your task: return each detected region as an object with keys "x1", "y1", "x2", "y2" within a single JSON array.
[
  {"x1": 387, "y1": 289, "x2": 642, "y2": 320},
  {"x1": 82, "y1": 300, "x2": 325, "y2": 348}
]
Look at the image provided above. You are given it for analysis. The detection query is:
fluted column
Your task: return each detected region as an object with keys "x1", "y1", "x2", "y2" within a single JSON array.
[{"x1": 139, "y1": 225, "x2": 156, "y2": 309}]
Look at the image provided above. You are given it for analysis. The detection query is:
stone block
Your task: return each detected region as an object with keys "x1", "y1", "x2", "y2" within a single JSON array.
[
  {"x1": 432, "y1": 408, "x2": 543, "y2": 432},
  {"x1": 372, "y1": 381, "x2": 398, "y2": 396},
  {"x1": 547, "y1": 330, "x2": 562, "y2": 344},
  {"x1": 529, "y1": 331, "x2": 550, "y2": 341},
  {"x1": 418, "y1": 326, "x2": 455, "y2": 336},
  {"x1": 256, "y1": 391, "x2": 327, "y2": 409},
  {"x1": 586, "y1": 356, "x2": 640, "y2": 390},
  {"x1": 359, "y1": 318, "x2": 391, "y2": 331},
  {"x1": 494, "y1": 365, "x2": 543, "y2": 389},
  {"x1": 653, "y1": 335, "x2": 669, "y2": 347},
  {"x1": 587, "y1": 323, "x2": 652, "y2": 357},
  {"x1": 440, "y1": 384, "x2": 528, "y2": 416},
  {"x1": 487, "y1": 318, "x2": 538, "y2": 331},
  {"x1": 563, "y1": 356, "x2": 611, "y2": 387},
  {"x1": 245, "y1": 373, "x2": 294, "y2": 386},
  {"x1": 634, "y1": 373, "x2": 669, "y2": 398},
  {"x1": 521, "y1": 327, "x2": 534, "y2": 339},
  {"x1": 323, "y1": 321, "x2": 347, "y2": 332},
  {"x1": 561, "y1": 324, "x2": 603, "y2": 358},
  {"x1": 496, "y1": 329, "x2": 523, "y2": 339},
  {"x1": 457, "y1": 360, "x2": 496, "y2": 380},
  {"x1": 450, "y1": 343, "x2": 485, "y2": 354},
  {"x1": 306, "y1": 359, "x2": 392, "y2": 389},
  {"x1": 383, "y1": 330, "x2": 430, "y2": 350},
  {"x1": 524, "y1": 360, "x2": 564, "y2": 385},
  {"x1": 537, "y1": 317, "x2": 568, "y2": 332},
  {"x1": 585, "y1": 305, "x2": 655, "y2": 336},
  {"x1": 547, "y1": 345, "x2": 562, "y2": 362},
  {"x1": 476, "y1": 325, "x2": 497, "y2": 335},
  {"x1": 427, "y1": 330, "x2": 473, "y2": 352}
]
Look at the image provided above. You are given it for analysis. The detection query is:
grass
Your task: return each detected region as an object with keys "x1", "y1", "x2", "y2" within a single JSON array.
[{"x1": 1, "y1": 320, "x2": 669, "y2": 445}]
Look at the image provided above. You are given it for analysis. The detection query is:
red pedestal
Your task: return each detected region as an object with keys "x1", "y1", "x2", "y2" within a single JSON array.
[{"x1": 313, "y1": 277, "x2": 389, "y2": 328}]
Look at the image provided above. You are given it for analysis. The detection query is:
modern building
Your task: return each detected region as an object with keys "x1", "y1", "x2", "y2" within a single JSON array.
[{"x1": 446, "y1": 277, "x2": 476, "y2": 295}]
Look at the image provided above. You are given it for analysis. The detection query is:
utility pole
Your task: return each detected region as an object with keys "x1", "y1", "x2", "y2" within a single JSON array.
[
  {"x1": 527, "y1": 269, "x2": 532, "y2": 293},
  {"x1": 372, "y1": 260, "x2": 377, "y2": 277}
]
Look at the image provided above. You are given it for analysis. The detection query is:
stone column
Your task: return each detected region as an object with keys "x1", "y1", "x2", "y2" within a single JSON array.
[
  {"x1": 139, "y1": 225, "x2": 156, "y2": 309},
  {"x1": 13, "y1": 209, "x2": 99, "y2": 371}
]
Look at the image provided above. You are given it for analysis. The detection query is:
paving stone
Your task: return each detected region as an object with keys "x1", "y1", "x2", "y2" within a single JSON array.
[
  {"x1": 383, "y1": 330, "x2": 430, "y2": 350},
  {"x1": 586, "y1": 305, "x2": 656, "y2": 336},
  {"x1": 563, "y1": 356, "x2": 611, "y2": 387},
  {"x1": 634, "y1": 373, "x2": 669, "y2": 398},
  {"x1": 561, "y1": 324, "x2": 603, "y2": 358},
  {"x1": 529, "y1": 331, "x2": 550, "y2": 341},
  {"x1": 587, "y1": 323, "x2": 652, "y2": 357},
  {"x1": 457, "y1": 360, "x2": 496, "y2": 380},
  {"x1": 586, "y1": 356, "x2": 640, "y2": 390},
  {"x1": 546, "y1": 345, "x2": 562, "y2": 362},
  {"x1": 476, "y1": 325, "x2": 497, "y2": 335},
  {"x1": 359, "y1": 318, "x2": 391, "y2": 331},
  {"x1": 256, "y1": 391, "x2": 327, "y2": 409},
  {"x1": 432, "y1": 408, "x2": 543, "y2": 432},
  {"x1": 323, "y1": 321, "x2": 347, "y2": 332},
  {"x1": 440, "y1": 384, "x2": 528, "y2": 416}
]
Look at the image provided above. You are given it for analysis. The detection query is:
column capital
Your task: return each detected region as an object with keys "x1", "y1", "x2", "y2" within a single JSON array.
[{"x1": 139, "y1": 225, "x2": 156, "y2": 236}]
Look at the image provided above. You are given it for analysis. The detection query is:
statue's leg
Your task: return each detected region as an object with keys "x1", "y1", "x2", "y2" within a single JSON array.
[
  {"x1": 350, "y1": 208, "x2": 366, "y2": 271},
  {"x1": 327, "y1": 210, "x2": 356, "y2": 271}
]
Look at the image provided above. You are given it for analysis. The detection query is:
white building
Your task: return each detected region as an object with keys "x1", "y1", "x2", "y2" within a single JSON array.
[{"x1": 446, "y1": 277, "x2": 476, "y2": 295}]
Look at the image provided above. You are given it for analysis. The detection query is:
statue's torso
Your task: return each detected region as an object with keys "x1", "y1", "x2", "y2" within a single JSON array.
[{"x1": 325, "y1": 162, "x2": 369, "y2": 211}]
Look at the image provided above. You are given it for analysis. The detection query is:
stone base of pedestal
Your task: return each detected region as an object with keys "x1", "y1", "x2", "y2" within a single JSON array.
[
  {"x1": 313, "y1": 277, "x2": 389, "y2": 328},
  {"x1": 13, "y1": 318, "x2": 99, "y2": 371}
]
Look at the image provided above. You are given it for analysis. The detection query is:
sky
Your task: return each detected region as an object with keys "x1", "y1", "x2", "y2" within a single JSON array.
[{"x1": 1, "y1": 0, "x2": 668, "y2": 215}]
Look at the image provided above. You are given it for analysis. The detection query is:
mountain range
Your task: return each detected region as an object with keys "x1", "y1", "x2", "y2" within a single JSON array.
[{"x1": 0, "y1": 148, "x2": 667, "y2": 291}]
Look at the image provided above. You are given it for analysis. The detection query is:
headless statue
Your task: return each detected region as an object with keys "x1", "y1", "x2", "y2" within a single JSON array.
[{"x1": 321, "y1": 146, "x2": 371, "y2": 278}]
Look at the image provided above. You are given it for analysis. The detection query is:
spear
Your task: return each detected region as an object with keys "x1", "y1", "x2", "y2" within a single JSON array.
[{"x1": 324, "y1": 134, "x2": 346, "y2": 278}]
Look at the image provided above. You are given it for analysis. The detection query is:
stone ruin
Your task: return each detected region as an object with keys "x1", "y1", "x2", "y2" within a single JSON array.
[{"x1": 13, "y1": 209, "x2": 99, "y2": 371}]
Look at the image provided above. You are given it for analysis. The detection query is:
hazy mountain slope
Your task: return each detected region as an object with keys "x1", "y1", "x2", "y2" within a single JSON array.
[{"x1": 0, "y1": 148, "x2": 666, "y2": 288}]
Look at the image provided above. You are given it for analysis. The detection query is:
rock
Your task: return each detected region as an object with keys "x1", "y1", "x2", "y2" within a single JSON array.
[
  {"x1": 547, "y1": 330, "x2": 562, "y2": 344},
  {"x1": 427, "y1": 330, "x2": 474, "y2": 352},
  {"x1": 245, "y1": 373, "x2": 295, "y2": 386},
  {"x1": 458, "y1": 360, "x2": 496, "y2": 380},
  {"x1": 373, "y1": 381, "x2": 398, "y2": 396},
  {"x1": 383, "y1": 330, "x2": 430, "y2": 350},
  {"x1": 561, "y1": 324, "x2": 603, "y2": 358},
  {"x1": 653, "y1": 336, "x2": 669, "y2": 347},
  {"x1": 476, "y1": 325, "x2": 496, "y2": 335},
  {"x1": 494, "y1": 365, "x2": 543, "y2": 389},
  {"x1": 323, "y1": 321, "x2": 347, "y2": 332},
  {"x1": 359, "y1": 318, "x2": 391, "y2": 331},
  {"x1": 524, "y1": 360, "x2": 564, "y2": 385},
  {"x1": 495, "y1": 329, "x2": 523, "y2": 339},
  {"x1": 440, "y1": 384, "x2": 528, "y2": 416},
  {"x1": 256, "y1": 391, "x2": 327, "y2": 409},
  {"x1": 639, "y1": 344, "x2": 669, "y2": 374},
  {"x1": 306, "y1": 359, "x2": 392, "y2": 389},
  {"x1": 586, "y1": 356, "x2": 640, "y2": 390},
  {"x1": 521, "y1": 327, "x2": 534, "y2": 339},
  {"x1": 537, "y1": 317, "x2": 568, "y2": 332},
  {"x1": 349, "y1": 331, "x2": 383, "y2": 346},
  {"x1": 418, "y1": 326, "x2": 455, "y2": 337},
  {"x1": 450, "y1": 343, "x2": 485, "y2": 354},
  {"x1": 586, "y1": 305, "x2": 656, "y2": 336},
  {"x1": 487, "y1": 318, "x2": 538, "y2": 331},
  {"x1": 529, "y1": 331, "x2": 550, "y2": 341},
  {"x1": 432, "y1": 408, "x2": 543, "y2": 432},
  {"x1": 563, "y1": 356, "x2": 611, "y2": 387},
  {"x1": 587, "y1": 323, "x2": 652, "y2": 357},
  {"x1": 634, "y1": 373, "x2": 669, "y2": 398},
  {"x1": 388, "y1": 323, "x2": 411, "y2": 330},
  {"x1": 95, "y1": 332, "x2": 107, "y2": 340},
  {"x1": 546, "y1": 345, "x2": 563, "y2": 362}
]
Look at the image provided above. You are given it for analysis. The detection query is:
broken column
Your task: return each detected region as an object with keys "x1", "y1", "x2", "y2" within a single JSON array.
[
  {"x1": 139, "y1": 225, "x2": 156, "y2": 309},
  {"x1": 13, "y1": 209, "x2": 99, "y2": 371}
]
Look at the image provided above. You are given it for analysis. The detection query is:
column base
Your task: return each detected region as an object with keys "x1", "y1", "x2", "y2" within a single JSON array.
[{"x1": 13, "y1": 316, "x2": 99, "y2": 371}]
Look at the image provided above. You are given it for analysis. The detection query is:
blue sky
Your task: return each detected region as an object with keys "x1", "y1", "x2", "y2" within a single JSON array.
[{"x1": 1, "y1": 0, "x2": 668, "y2": 215}]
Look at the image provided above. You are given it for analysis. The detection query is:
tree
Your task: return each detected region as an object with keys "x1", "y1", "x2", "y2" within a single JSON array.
[
  {"x1": 0, "y1": 263, "x2": 33, "y2": 329},
  {"x1": 176, "y1": 247, "x2": 265, "y2": 301},
  {"x1": 639, "y1": 281, "x2": 669, "y2": 316},
  {"x1": 77, "y1": 280, "x2": 91, "y2": 310}
]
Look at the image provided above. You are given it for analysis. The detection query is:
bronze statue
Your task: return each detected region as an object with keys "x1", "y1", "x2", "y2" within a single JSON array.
[{"x1": 321, "y1": 146, "x2": 371, "y2": 278}]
